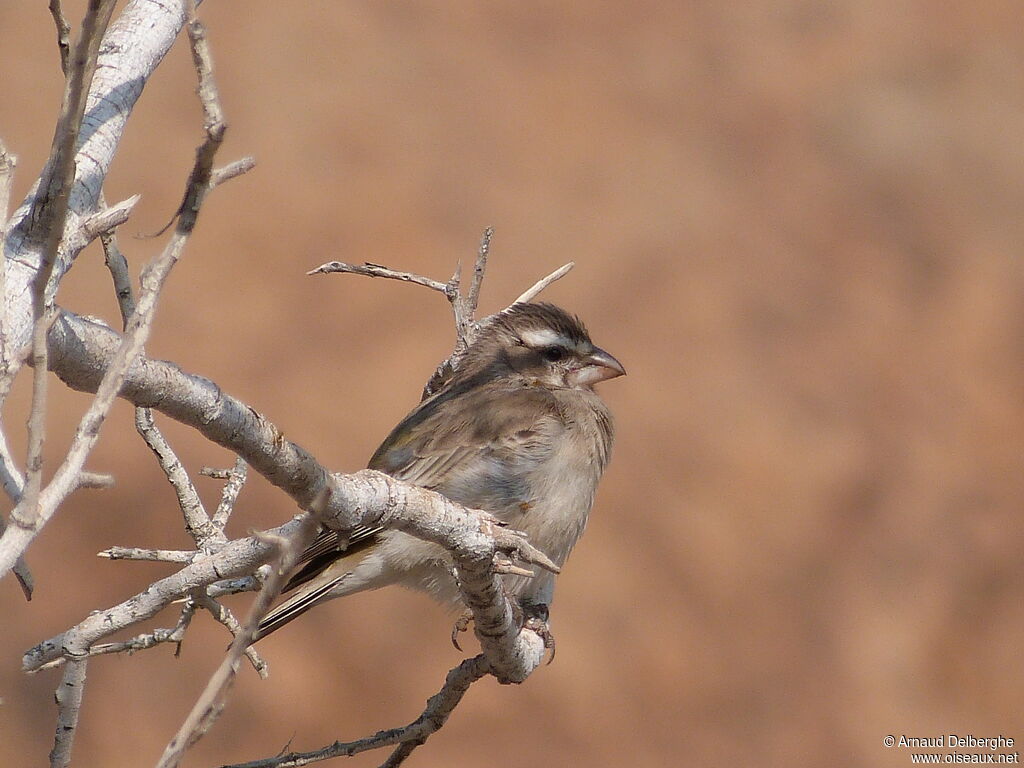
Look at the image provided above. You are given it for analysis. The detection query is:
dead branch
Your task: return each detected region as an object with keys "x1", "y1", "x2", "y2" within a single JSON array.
[
  {"x1": 154, "y1": 512, "x2": 320, "y2": 768},
  {"x1": 16, "y1": 0, "x2": 117, "y2": 586},
  {"x1": 222, "y1": 655, "x2": 490, "y2": 768},
  {"x1": 48, "y1": 657, "x2": 87, "y2": 768}
]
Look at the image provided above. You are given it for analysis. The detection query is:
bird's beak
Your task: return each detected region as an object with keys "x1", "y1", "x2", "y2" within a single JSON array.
[{"x1": 569, "y1": 346, "x2": 626, "y2": 387}]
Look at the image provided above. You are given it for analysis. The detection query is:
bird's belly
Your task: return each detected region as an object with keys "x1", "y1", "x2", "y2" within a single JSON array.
[{"x1": 378, "y1": 433, "x2": 603, "y2": 608}]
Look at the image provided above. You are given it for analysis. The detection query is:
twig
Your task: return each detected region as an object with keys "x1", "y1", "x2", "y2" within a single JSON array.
[
  {"x1": 155, "y1": 512, "x2": 320, "y2": 768},
  {"x1": 211, "y1": 457, "x2": 248, "y2": 531},
  {"x1": 97, "y1": 547, "x2": 195, "y2": 563},
  {"x1": 194, "y1": 593, "x2": 269, "y2": 678},
  {"x1": 48, "y1": 0, "x2": 71, "y2": 76},
  {"x1": 75, "y1": 470, "x2": 114, "y2": 489},
  {"x1": 452, "y1": 226, "x2": 493, "y2": 347},
  {"x1": 136, "y1": 407, "x2": 218, "y2": 549},
  {"x1": 222, "y1": 655, "x2": 489, "y2": 768},
  {"x1": 512, "y1": 261, "x2": 575, "y2": 304},
  {"x1": 211, "y1": 157, "x2": 256, "y2": 187},
  {"x1": 205, "y1": 575, "x2": 264, "y2": 598},
  {"x1": 78, "y1": 194, "x2": 140, "y2": 244},
  {"x1": 0, "y1": 425, "x2": 34, "y2": 599},
  {"x1": 33, "y1": 599, "x2": 199, "y2": 672},
  {"x1": 0, "y1": 141, "x2": 17, "y2": 396},
  {"x1": 15, "y1": 0, "x2": 117, "y2": 563},
  {"x1": 200, "y1": 467, "x2": 233, "y2": 480},
  {"x1": 97, "y1": 176, "x2": 220, "y2": 559},
  {"x1": 151, "y1": 8, "x2": 226, "y2": 238},
  {"x1": 467, "y1": 228, "x2": 492, "y2": 314},
  {"x1": 100, "y1": 230, "x2": 135, "y2": 325},
  {"x1": 48, "y1": 657, "x2": 87, "y2": 768},
  {"x1": 306, "y1": 260, "x2": 452, "y2": 295}
]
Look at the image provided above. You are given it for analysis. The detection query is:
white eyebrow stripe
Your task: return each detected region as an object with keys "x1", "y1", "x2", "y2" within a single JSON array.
[{"x1": 519, "y1": 328, "x2": 566, "y2": 348}]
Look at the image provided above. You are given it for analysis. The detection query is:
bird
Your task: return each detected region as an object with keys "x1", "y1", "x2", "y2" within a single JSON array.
[{"x1": 253, "y1": 302, "x2": 625, "y2": 642}]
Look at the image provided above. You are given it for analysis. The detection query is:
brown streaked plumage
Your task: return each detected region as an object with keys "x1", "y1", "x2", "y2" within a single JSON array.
[{"x1": 254, "y1": 303, "x2": 624, "y2": 641}]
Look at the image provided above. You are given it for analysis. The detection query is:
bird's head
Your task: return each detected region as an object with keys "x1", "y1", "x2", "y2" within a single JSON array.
[{"x1": 464, "y1": 303, "x2": 625, "y2": 390}]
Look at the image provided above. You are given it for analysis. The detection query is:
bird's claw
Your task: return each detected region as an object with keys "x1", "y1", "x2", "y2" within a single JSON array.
[
  {"x1": 451, "y1": 609, "x2": 474, "y2": 651},
  {"x1": 522, "y1": 602, "x2": 556, "y2": 664}
]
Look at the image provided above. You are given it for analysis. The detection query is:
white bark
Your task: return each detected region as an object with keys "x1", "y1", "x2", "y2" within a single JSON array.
[{"x1": 2, "y1": 0, "x2": 189, "y2": 360}]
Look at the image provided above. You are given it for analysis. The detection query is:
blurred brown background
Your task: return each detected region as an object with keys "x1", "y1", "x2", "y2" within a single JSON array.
[{"x1": 2, "y1": 1, "x2": 1023, "y2": 766}]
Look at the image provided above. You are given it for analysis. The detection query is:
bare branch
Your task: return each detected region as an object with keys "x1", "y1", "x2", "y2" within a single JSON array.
[
  {"x1": 161, "y1": 10, "x2": 225, "y2": 237},
  {"x1": 467, "y1": 227, "x2": 493, "y2": 314},
  {"x1": 0, "y1": 426, "x2": 34, "y2": 599},
  {"x1": 211, "y1": 156, "x2": 256, "y2": 187},
  {"x1": 512, "y1": 261, "x2": 575, "y2": 304},
  {"x1": 222, "y1": 655, "x2": 490, "y2": 768},
  {"x1": 452, "y1": 226, "x2": 493, "y2": 346},
  {"x1": 200, "y1": 467, "x2": 233, "y2": 479},
  {"x1": 193, "y1": 593, "x2": 269, "y2": 678},
  {"x1": 24, "y1": 464, "x2": 553, "y2": 683},
  {"x1": 16, "y1": 0, "x2": 118, "y2": 573},
  {"x1": 211, "y1": 457, "x2": 247, "y2": 531},
  {"x1": 100, "y1": 230, "x2": 135, "y2": 325},
  {"x1": 75, "y1": 471, "x2": 114, "y2": 490},
  {"x1": 97, "y1": 547, "x2": 195, "y2": 563},
  {"x1": 77, "y1": 194, "x2": 140, "y2": 244},
  {"x1": 3, "y1": 0, "x2": 199, "y2": 366},
  {"x1": 48, "y1": 0, "x2": 71, "y2": 76},
  {"x1": 33, "y1": 599, "x2": 199, "y2": 672},
  {"x1": 0, "y1": 140, "x2": 16, "y2": 372},
  {"x1": 135, "y1": 407, "x2": 217, "y2": 549},
  {"x1": 48, "y1": 657, "x2": 87, "y2": 768},
  {"x1": 206, "y1": 575, "x2": 263, "y2": 598},
  {"x1": 154, "y1": 512, "x2": 320, "y2": 768},
  {"x1": 306, "y1": 260, "x2": 452, "y2": 295},
  {"x1": 0, "y1": 142, "x2": 19, "y2": 406}
]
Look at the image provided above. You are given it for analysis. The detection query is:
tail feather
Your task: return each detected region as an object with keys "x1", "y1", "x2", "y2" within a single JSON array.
[{"x1": 253, "y1": 575, "x2": 347, "y2": 642}]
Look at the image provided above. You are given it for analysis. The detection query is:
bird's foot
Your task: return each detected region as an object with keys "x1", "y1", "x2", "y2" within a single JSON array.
[
  {"x1": 450, "y1": 609, "x2": 474, "y2": 651},
  {"x1": 522, "y1": 602, "x2": 556, "y2": 664}
]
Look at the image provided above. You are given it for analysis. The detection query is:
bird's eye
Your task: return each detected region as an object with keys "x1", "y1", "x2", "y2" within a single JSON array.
[{"x1": 541, "y1": 345, "x2": 565, "y2": 363}]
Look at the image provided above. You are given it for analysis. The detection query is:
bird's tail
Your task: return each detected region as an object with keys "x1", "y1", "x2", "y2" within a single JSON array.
[
  {"x1": 253, "y1": 545, "x2": 384, "y2": 642},
  {"x1": 252, "y1": 574, "x2": 347, "y2": 642}
]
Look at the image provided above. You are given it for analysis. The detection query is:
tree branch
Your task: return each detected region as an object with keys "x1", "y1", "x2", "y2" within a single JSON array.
[
  {"x1": 3, "y1": 0, "x2": 194, "y2": 359},
  {"x1": 16, "y1": 0, "x2": 117, "y2": 574},
  {"x1": 48, "y1": 657, "x2": 87, "y2": 768},
  {"x1": 306, "y1": 260, "x2": 453, "y2": 295},
  {"x1": 222, "y1": 655, "x2": 490, "y2": 768},
  {"x1": 513, "y1": 261, "x2": 575, "y2": 304},
  {"x1": 155, "y1": 512, "x2": 320, "y2": 768}
]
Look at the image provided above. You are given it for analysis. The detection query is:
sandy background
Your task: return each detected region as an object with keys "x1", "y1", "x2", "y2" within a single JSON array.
[{"x1": 1, "y1": 1, "x2": 1022, "y2": 766}]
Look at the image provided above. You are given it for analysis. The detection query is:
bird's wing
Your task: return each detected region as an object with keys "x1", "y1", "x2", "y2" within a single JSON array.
[
  {"x1": 280, "y1": 523, "x2": 381, "y2": 593},
  {"x1": 269, "y1": 384, "x2": 564, "y2": 618},
  {"x1": 370, "y1": 381, "x2": 565, "y2": 500}
]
